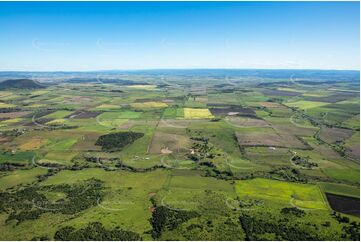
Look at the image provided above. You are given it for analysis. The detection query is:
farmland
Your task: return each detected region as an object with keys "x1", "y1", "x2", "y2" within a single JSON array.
[{"x1": 0, "y1": 69, "x2": 359, "y2": 240}]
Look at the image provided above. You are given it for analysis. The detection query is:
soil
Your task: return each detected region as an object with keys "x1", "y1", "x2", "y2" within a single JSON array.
[{"x1": 325, "y1": 193, "x2": 360, "y2": 217}]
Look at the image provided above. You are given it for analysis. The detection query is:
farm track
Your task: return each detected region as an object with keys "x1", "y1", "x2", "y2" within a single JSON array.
[{"x1": 147, "y1": 119, "x2": 161, "y2": 154}]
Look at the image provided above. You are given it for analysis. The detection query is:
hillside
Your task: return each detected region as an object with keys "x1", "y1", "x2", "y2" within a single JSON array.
[{"x1": 0, "y1": 79, "x2": 45, "y2": 89}]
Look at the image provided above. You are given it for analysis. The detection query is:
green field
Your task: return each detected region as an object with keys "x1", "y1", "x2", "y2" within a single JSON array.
[
  {"x1": 235, "y1": 178, "x2": 328, "y2": 210},
  {"x1": 42, "y1": 110, "x2": 73, "y2": 119},
  {"x1": 319, "y1": 182, "x2": 359, "y2": 198},
  {"x1": 285, "y1": 100, "x2": 329, "y2": 109}
]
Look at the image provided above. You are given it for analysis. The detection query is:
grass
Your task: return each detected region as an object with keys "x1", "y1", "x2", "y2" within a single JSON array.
[
  {"x1": 45, "y1": 118, "x2": 66, "y2": 126},
  {"x1": 31, "y1": 90, "x2": 49, "y2": 95},
  {"x1": 41, "y1": 168, "x2": 170, "y2": 237},
  {"x1": 43, "y1": 168, "x2": 169, "y2": 188},
  {"x1": 98, "y1": 111, "x2": 142, "y2": 120},
  {"x1": 169, "y1": 172, "x2": 234, "y2": 191},
  {"x1": 0, "y1": 151, "x2": 35, "y2": 164},
  {"x1": 285, "y1": 100, "x2": 329, "y2": 109},
  {"x1": 342, "y1": 114, "x2": 360, "y2": 129},
  {"x1": 131, "y1": 101, "x2": 168, "y2": 109},
  {"x1": 0, "y1": 168, "x2": 47, "y2": 191},
  {"x1": 19, "y1": 138, "x2": 48, "y2": 151},
  {"x1": 126, "y1": 85, "x2": 157, "y2": 90},
  {"x1": 41, "y1": 150, "x2": 79, "y2": 163},
  {"x1": 92, "y1": 104, "x2": 121, "y2": 110},
  {"x1": 235, "y1": 178, "x2": 328, "y2": 210},
  {"x1": 322, "y1": 168, "x2": 360, "y2": 184},
  {"x1": 0, "y1": 118, "x2": 23, "y2": 126},
  {"x1": 183, "y1": 108, "x2": 214, "y2": 119},
  {"x1": 162, "y1": 108, "x2": 184, "y2": 119},
  {"x1": 45, "y1": 138, "x2": 78, "y2": 150},
  {"x1": 98, "y1": 119, "x2": 129, "y2": 129},
  {"x1": 0, "y1": 102, "x2": 16, "y2": 108},
  {"x1": 43, "y1": 110, "x2": 73, "y2": 119},
  {"x1": 319, "y1": 182, "x2": 359, "y2": 198}
]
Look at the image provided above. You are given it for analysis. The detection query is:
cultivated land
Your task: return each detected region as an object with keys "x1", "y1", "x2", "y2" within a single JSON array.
[{"x1": 0, "y1": 69, "x2": 359, "y2": 240}]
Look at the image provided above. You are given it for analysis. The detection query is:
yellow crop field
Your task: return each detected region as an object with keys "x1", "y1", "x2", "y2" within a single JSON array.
[
  {"x1": 46, "y1": 119, "x2": 66, "y2": 126},
  {"x1": 93, "y1": 104, "x2": 120, "y2": 110},
  {"x1": 184, "y1": 108, "x2": 214, "y2": 119},
  {"x1": 19, "y1": 138, "x2": 47, "y2": 151},
  {"x1": 131, "y1": 101, "x2": 168, "y2": 109},
  {"x1": 0, "y1": 102, "x2": 16, "y2": 108},
  {"x1": 235, "y1": 178, "x2": 328, "y2": 210}
]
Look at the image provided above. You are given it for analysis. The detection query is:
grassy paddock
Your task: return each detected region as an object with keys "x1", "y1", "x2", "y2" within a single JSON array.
[{"x1": 235, "y1": 178, "x2": 328, "y2": 210}]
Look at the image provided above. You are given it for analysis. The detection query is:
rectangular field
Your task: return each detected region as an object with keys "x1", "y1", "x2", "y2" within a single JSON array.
[
  {"x1": 184, "y1": 108, "x2": 214, "y2": 119},
  {"x1": 285, "y1": 100, "x2": 329, "y2": 109},
  {"x1": 235, "y1": 178, "x2": 328, "y2": 210},
  {"x1": 235, "y1": 130, "x2": 307, "y2": 149},
  {"x1": 42, "y1": 110, "x2": 73, "y2": 119}
]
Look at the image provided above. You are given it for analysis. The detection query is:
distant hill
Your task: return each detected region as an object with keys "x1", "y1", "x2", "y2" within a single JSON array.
[
  {"x1": 65, "y1": 78, "x2": 148, "y2": 85},
  {"x1": 0, "y1": 79, "x2": 45, "y2": 89}
]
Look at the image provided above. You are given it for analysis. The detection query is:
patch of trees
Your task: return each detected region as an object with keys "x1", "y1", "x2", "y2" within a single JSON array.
[
  {"x1": 281, "y1": 207, "x2": 305, "y2": 217},
  {"x1": 239, "y1": 214, "x2": 321, "y2": 240},
  {"x1": 0, "y1": 107, "x2": 21, "y2": 113},
  {"x1": 267, "y1": 98, "x2": 283, "y2": 103},
  {"x1": 45, "y1": 125, "x2": 79, "y2": 131},
  {"x1": 31, "y1": 235, "x2": 50, "y2": 241},
  {"x1": 150, "y1": 206, "x2": 199, "y2": 239},
  {"x1": 198, "y1": 161, "x2": 216, "y2": 168},
  {"x1": 331, "y1": 144, "x2": 347, "y2": 158},
  {"x1": 291, "y1": 155, "x2": 318, "y2": 169},
  {"x1": 36, "y1": 169, "x2": 59, "y2": 182},
  {"x1": 95, "y1": 132, "x2": 144, "y2": 151},
  {"x1": 210, "y1": 118, "x2": 221, "y2": 122},
  {"x1": 1, "y1": 179, "x2": 104, "y2": 224},
  {"x1": 110, "y1": 89, "x2": 123, "y2": 93},
  {"x1": 295, "y1": 136, "x2": 313, "y2": 150},
  {"x1": 195, "y1": 158, "x2": 233, "y2": 180},
  {"x1": 0, "y1": 128, "x2": 25, "y2": 137},
  {"x1": 342, "y1": 221, "x2": 360, "y2": 241},
  {"x1": 115, "y1": 162, "x2": 166, "y2": 173},
  {"x1": 0, "y1": 162, "x2": 25, "y2": 171},
  {"x1": 332, "y1": 211, "x2": 351, "y2": 223},
  {"x1": 203, "y1": 167, "x2": 233, "y2": 180},
  {"x1": 267, "y1": 167, "x2": 308, "y2": 183},
  {"x1": 190, "y1": 136, "x2": 208, "y2": 142},
  {"x1": 54, "y1": 222, "x2": 142, "y2": 241},
  {"x1": 83, "y1": 154, "x2": 167, "y2": 172},
  {"x1": 188, "y1": 136, "x2": 221, "y2": 162},
  {"x1": 35, "y1": 162, "x2": 63, "y2": 168},
  {"x1": 239, "y1": 199, "x2": 263, "y2": 209}
]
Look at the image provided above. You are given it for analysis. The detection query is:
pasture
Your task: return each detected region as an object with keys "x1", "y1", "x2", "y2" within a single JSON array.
[{"x1": 235, "y1": 178, "x2": 328, "y2": 210}]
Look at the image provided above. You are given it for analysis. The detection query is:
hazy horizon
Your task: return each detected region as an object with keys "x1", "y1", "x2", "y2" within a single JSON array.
[{"x1": 0, "y1": 67, "x2": 360, "y2": 73}]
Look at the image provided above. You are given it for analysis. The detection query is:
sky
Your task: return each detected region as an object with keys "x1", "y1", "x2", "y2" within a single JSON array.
[{"x1": 0, "y1": 1, "x2": 359, "y2": 71}]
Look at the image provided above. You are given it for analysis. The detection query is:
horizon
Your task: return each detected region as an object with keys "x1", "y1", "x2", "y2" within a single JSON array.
[
  {"x1": 0, "y1": 1, "x2": 360, "y2": 71},
  {"x1": 0, "y1": 67, "x2": 360, "y2": 73}
]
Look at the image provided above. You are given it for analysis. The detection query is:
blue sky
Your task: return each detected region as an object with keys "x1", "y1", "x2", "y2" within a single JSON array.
[{"x1": 0, "y1": 1, "x2": 359, "y2": 71}]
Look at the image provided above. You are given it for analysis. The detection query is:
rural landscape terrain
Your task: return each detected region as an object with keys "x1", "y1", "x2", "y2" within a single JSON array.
[{"x1": 0, "y1": 69, "x2": 359, "y2": 240}]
